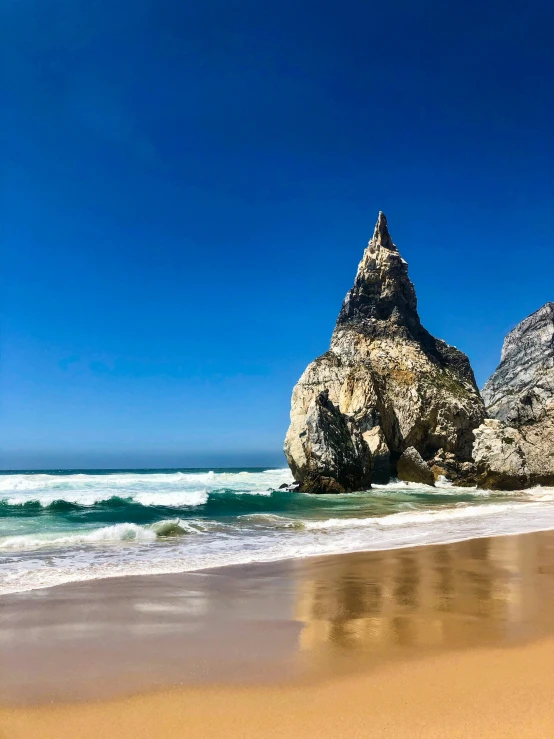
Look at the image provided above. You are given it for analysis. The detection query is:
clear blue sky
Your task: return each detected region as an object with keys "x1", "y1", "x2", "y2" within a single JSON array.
[{"x1": 2, "y1": 0, "x2": 553, "y2": 469}]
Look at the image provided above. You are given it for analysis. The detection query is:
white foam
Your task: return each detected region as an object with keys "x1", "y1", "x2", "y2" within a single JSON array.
[
  {"x1": 305, "y1": 502, "x2": 536, "y2": 531},
  {"x1": 0, "y1": 468, "x2": 293, "y2": 507},
  {"x1": 372, "y1": 478, "x2": 483, "y2": 494},
  {"x1": 523, "y1": 487, "x2": 554, "y2": 502},
  {"x1": 134, "y1": 490, "x2": 209, "y2": 507},
  {"x1": 0, "y1": 515, "x2": 213, "y2": 551},
  {"x1": 239, "y1": 513, "x2": 305, "y2": 529},
  {"x1": 0, "y1": 523, "x2": 157, "y2": 551},
  {"x1": 3, "y1": 498, "x2": 554, "y2": 595}
]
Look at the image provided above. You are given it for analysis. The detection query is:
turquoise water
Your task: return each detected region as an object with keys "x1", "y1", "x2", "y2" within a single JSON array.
[{"x1": 1, "y1": 468, "x2": 554, "y2": 595}]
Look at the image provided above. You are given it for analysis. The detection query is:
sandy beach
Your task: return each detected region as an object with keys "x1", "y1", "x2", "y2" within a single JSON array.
[
  {"x1": 2, "y1": 637, "x2": 553, "y2": 739},
  {"x1": 2, "y1": 530, "x2": 554, "y2": 738}
]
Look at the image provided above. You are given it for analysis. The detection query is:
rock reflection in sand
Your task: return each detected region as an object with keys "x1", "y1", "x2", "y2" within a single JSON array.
[{"x1": 294, "y1": 532, "x2": 554, "y2": 660}]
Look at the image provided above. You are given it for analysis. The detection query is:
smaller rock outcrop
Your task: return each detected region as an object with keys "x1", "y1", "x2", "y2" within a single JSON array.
[
  {"x1": 429, "y1": 449, "x2": 476, "y2": 485},
  {"x1": 397, "y1": 447, "x2": 435, "y2": 486},
  {"x1": 477, "y1": 304, "x2": 554, "y2": 489},
  {"x1": 289, "y1": 391, "x2": 372, "y2": 494},
  {"x1": 472, "y1": 420, "x2": 528, "y2": 490}
]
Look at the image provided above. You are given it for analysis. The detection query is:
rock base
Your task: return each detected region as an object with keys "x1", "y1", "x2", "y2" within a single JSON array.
[{"x1": 397, "y1": 447, "x2": 435, "y2": 486}]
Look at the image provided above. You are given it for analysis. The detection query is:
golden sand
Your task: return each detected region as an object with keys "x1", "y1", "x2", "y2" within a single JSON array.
[{"x1": 2, "y1": 637, "x2": 554, "y2": 739}]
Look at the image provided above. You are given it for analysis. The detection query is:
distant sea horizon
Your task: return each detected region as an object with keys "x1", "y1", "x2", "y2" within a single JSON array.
[{"x1": 0, "y1": 466, "x2": 285, "y2": 475}]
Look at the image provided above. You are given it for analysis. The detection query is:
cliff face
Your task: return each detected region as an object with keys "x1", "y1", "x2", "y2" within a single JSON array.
[
  {"x1": 284, "y1": 212, "x2": 486, "y2": 492},
  {"x1": 478, "y1": 304, "x2": 554, "y2": 487},
  {"x1": 482, "y1": 303, "x2": 554, "y2": 426}
]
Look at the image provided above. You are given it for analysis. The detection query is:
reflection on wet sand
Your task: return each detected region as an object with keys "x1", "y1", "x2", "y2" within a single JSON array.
[
  {"x1": 295, "y1": 532, "x2": 554, "y2": 664},
  {"x1": 1, "y1": 531, "x2": 554, "y2": 704}
]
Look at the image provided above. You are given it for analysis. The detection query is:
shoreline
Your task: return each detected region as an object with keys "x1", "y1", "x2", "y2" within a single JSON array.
[{"x1": 4, "y1": 508, "x2": 554, "y2": 598}]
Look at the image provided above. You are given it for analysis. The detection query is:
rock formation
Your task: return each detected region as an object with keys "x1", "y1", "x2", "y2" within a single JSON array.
[
  {"x1": 478, "y1": 304, "x2": 554, "y2": 488},
  {"x1": 471, "y1": 420, "x2": 529, "y2": 490},
  {"x1": 284, "y1": 212, "x2": 486, "y2": 492},
  {"x1": 292, "y1": 390, "x2": 372, "y2": 494},
  {"x1": 396, "y1": 447, "x2": 435, "y2": 486}
]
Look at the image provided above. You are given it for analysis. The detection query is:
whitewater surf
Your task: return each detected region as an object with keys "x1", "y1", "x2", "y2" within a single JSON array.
[{"x1": 1, "y1": 468, "x2": 554, "y2": 595}]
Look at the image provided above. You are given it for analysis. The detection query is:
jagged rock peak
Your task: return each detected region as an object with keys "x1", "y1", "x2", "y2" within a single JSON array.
[
  {"x1": 372, "y1": 211, "x2": 396, "y2": 250},
  {"x1": 499, "y1": 302, "x2": 554, "y2": 364},
  {"x1": 335, "y1": 211, "x2": 418, "y2": 333}
]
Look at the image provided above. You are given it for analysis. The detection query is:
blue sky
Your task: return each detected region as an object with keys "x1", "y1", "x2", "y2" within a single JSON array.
[{"x1": 2, "y1": 0, "x2": 553, "y2": 469}]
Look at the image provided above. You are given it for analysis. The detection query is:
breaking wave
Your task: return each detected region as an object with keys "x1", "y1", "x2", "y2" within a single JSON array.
[{"x1": 0, "y1": 518, "x2": 205, "y2": 551}]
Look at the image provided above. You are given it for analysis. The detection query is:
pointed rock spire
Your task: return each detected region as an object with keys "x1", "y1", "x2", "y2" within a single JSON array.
[
  {"x1": 335, "y1": 211, "x2": 417, "y2": 332},
  {"x1": 371, "y1": 211, "x2": 395, "y2": 250}
]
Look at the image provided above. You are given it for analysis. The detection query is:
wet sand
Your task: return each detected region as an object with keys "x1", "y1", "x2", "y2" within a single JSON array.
[{"x1": 2, "y1": 530, "x2": 554, "y2": 737}]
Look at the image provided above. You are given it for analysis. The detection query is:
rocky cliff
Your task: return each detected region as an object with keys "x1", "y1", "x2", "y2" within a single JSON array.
[
  {"x1": 284, "y1": 212, "x2": 486, "y2": 492},
  {"x1": 477, "y1": 304, "x2": 554, "y2": 487}
]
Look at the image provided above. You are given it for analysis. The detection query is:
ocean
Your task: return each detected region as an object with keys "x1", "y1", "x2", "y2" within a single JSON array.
[{"x1": 2, "y1": 467, "x2": 554, "y2": 596}]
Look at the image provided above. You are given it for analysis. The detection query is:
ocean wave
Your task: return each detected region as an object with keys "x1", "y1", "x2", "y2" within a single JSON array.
[
  {"x1": 4, "y1": 469, "x2": 547, "y2": 513},
  {"x1": 372, "y1": 479, "x2": 484, "y2": 494},
  {"x1": 1, "y1": 482, "x2": 548, "y2": 531},
  {"x1": 0, "y1": 488, "x2": 297, "y2": 517},
  {"x1": 0, "y1": 471, "x2": 218, "y2": 492},
  {"x1": 0, "y1": 523, "x2": 156, "y2": 550},
  {"x1": 133, "y1": 490, "x2": 210, "y2": 507},
  {"x1": 3, "y1": 467, "x2": 554, "y2": 596},
  {"x1": 0, "y1": 491, "x2": 211, "y2": 510},
  {"x1": 0, "y1": 517, "x2": 205, "y2": 551},
  {"x1": 0, "y1": 486, "x2": 382, "y2": 523},
  {"x1": 0, "y1": 468, "x2": 292, "y2": 494},
  {"x1": 304, "y1": 501, "x2": 539, "y2": 531},
  {"x1": 4, "y1": 501, "x2": 554, "y2": 596},
  {"x1": 3, "y1": 499, "x2": 554, "y2": 595},
  {"x1": 150, "y1": 518, "x2": 206, "y2": 536},
  {"x1": 0, "y1": 498, "x2": 542, "y2": 553},
  {"x1": 0, "y1": 468, "x2": 293, "y2": 509},
  {"x1": 238, "y1": 513, "x2": 306, "y2": 529}
]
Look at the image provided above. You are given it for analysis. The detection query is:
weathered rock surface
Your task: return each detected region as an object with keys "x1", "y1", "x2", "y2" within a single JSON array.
[
  {"x1": 397, "y1": 447, "x2": 435, "y2": 486},
  {"x1": 284, "y1": 212, "x2": 486, "y2": 492},
  {"x1": 472, "y1": 419, "x2": 528, "y2": 490},
  {"x1": 290, "y1": 390, "x2": 372, "y2": 494},
  {"x1": 478, "y1": 304, "x2": 554, "y2": 488},
  {"x1": 429, "y1": 449, "x2": 476, "y2": 485},
  {"x1": 482, "y1": 303, "x2": 554, "y2": 426},
  {"x1": 363, "y1": 426, "x2": 391, "y2": 483}
]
